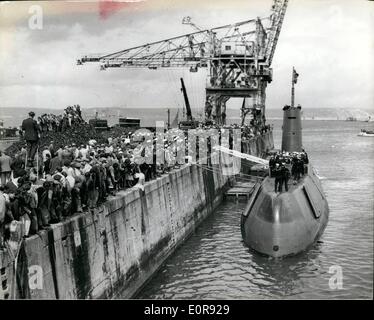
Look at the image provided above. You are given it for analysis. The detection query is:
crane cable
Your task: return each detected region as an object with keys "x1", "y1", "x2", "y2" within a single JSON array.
[
  {"x1": 191, "y1": 70, "x2": 199, "y2": 114},
  {"x1": 164, "y1": 69, "x2": 178, "y2": 109},
  {"x1": 165, "y1": 68, "x2": 182, "y2": 111},
  {"x1": 194, "y1": 153, "x2": 266, "y2": 179},
  {"x1": 194, "y1": 162, "x2": 265, "y2": 183}
]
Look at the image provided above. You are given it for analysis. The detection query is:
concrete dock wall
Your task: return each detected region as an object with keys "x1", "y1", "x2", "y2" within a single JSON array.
[
  {"x1": 5, "y1": 162, "x2": 228, "y2": 299},
  {"x1": 0, "y1": 131, "x2": 274, "y2": 300}
]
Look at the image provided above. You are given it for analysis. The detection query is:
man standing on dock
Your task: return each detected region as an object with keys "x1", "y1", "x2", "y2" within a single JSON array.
[{"x1": 21, "y1": 111, "x2": 40, "y2": 167}]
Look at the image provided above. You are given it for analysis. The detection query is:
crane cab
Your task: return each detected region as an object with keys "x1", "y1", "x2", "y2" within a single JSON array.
[{"x1": 219, "y1": 42, "x2": 254, "y2": 57}]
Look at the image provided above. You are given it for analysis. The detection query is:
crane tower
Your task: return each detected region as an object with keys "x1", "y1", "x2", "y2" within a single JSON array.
[{"x1": 77, "y1": 0, "x2": 288, "y2": 126}]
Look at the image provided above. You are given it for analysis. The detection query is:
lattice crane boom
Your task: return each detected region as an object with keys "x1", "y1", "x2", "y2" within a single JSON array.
[
  {"x1": 78, "y1": 18, "x2": 263, "y2": 70},
  {"x1": 265, "y1": 0, "x2": 289, "y2": 66},
  {"x1": 77, "y1": 0, "x2": 289, "y2": 125}
]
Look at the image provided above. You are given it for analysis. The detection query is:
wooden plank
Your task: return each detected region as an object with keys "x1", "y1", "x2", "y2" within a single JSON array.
[
  {"x1": 225, "y1": 180, "x2": 257, "y2": 201},
  {"x1": 226, "y1": 190, "x2": 251, "y2": 193}
]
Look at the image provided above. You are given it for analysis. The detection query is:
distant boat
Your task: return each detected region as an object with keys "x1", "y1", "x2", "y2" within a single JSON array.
[
  {"x1": 358, "y1": 129, "x2": 374, "y2": 137},
  {"x1": 346, "y1": 116, "x2": 357, "y2": 121},
  {"x1": 0, "y1": 125, "x2": 19, "y2": 140},
  {"x1": 365, "y1": 116, "x2": 374, "y2": 122}
]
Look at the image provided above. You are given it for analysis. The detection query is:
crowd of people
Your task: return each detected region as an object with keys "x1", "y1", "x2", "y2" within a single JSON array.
[
  {"x1": 187, "y1": 121, "x2": 272, "y2": 142},
  {"x1": 0, "y1": 124, "x2": 193, "y2": 247},
  {"x1": 37, "y1": 105, "x2": 84, "y2": 133},
  {"x1": 0, "y1": 107, "x2": 274, "y2": 248},
  {"x1": 269, "y1": 150, "x2": 309, "y2": 193},
  {"x1": 0, "y1": 136, "x2": 163, "y2": 244},
  {"x1": 242, "y1": 123, "x2": 272, "y2": 140}
]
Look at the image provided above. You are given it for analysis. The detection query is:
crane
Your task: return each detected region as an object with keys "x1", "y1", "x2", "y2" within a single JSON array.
[
  {"x1": 77, "y1": 0, "x2": 288, "y2": 126},
  {"x1": 180, "y1": 78, "x2": 192, "y2": 121},
  {"x1": 179, "y1": 78, "x2": 200, "y2": 130}
]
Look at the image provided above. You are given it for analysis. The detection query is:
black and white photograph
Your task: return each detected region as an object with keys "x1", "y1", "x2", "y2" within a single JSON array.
[{"x1": 0, "y1": 0, "x2": 373, "y2": 307}]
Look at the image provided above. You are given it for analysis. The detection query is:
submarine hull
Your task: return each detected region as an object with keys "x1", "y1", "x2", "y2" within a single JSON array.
[{"x1": 241, "y1": 164, "x2": 329, "y2": 257}]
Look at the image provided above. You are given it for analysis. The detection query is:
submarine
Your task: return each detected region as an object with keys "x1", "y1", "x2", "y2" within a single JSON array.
[{"x1": 240, "y1": 103, "x2": 329, "y2": 258}]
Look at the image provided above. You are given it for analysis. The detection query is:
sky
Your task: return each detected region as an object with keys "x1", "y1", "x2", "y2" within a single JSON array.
[{"x1": 0, "y1": 0, "x2": 373, "y2": 112}]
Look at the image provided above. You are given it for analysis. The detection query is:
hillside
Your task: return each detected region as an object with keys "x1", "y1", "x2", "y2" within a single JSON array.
[{"x1": 1, "y1": 106, "x2": 373, "y2": 128}]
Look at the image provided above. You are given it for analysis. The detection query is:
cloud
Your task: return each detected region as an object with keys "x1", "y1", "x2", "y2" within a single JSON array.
[{"x1": 0, "y1": 0, "x2": 373, "y2": 112}]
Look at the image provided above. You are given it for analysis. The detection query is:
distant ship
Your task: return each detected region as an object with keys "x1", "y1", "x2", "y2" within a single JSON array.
[
  {"x1": 345, "y1": 116, "x2": 357, "y2": 121},
  {"x1": 365, "y1": 116, "x2": 374, "y2": 122},
  {"x1": 0, "y1": 119, "x2": 19, "y2": 140},
  {"x1": 358, "y1": 129, "x2": 374, "y2": 137}
]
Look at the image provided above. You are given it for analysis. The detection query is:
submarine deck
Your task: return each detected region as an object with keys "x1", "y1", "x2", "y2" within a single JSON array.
[
  {"x1": 262, "y1": 175, "x2": 306, "y2": 196},
  {"x1": 225, "y1": 174, "x2": 307, "y2": 200}
]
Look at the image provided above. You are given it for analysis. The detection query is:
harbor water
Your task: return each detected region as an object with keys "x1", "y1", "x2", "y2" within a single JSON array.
[{"x1": 136, "y1": 120, "x2": 374, "y2": 299}]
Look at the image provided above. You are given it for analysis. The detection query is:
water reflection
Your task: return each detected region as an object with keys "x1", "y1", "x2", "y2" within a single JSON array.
[{"x1": 247, "y1": 241, "x2": 326, "y2": 298}]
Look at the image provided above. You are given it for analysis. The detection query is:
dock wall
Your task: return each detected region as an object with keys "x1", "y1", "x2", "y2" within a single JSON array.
[
  {"x1": 0, "y1": 131, "x2": 274, "y2": 300},
  {"x1": 3, "y1": 162, "x2": 228, "y2": 299}
]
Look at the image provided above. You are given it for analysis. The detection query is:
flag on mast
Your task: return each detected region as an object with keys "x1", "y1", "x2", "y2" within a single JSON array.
[{"x1": 293, "y1": 67, "x2": 299, "y2": 84}]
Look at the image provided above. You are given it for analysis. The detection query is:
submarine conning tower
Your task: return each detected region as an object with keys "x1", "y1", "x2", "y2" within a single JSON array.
[{"x1": 281, "y1": 105, "x2": 302, "y2": 152}]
